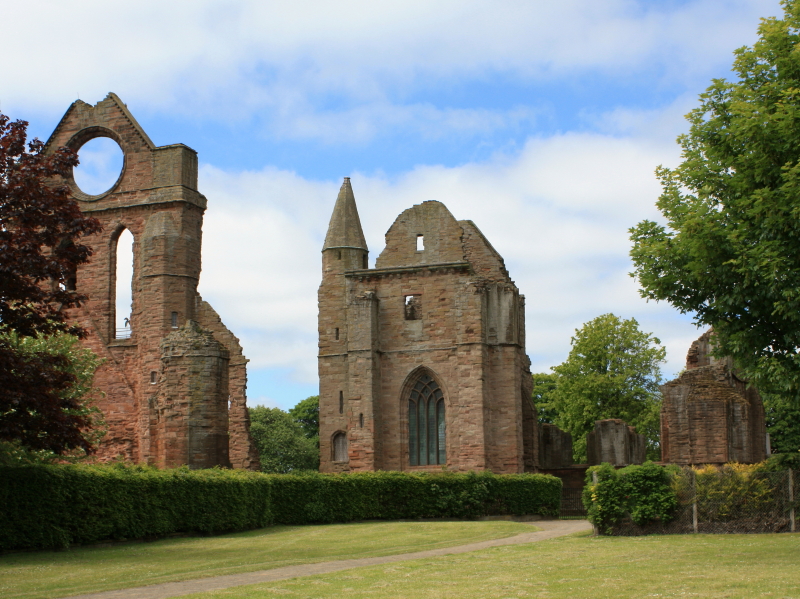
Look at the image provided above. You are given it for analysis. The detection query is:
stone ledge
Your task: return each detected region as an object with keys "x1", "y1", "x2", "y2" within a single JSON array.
[{"x1": 345, "y1": 262, "x2": 471, "y2": 279}]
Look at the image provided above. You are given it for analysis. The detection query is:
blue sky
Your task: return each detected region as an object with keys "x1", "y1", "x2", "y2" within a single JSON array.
[{"x1": 2, "y1": 0, "x2": 785, "y2": 410}]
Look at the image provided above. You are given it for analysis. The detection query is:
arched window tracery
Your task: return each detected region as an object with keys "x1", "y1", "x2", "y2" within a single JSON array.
[{"x1": 408, "y1": 372, "x2": 445, "y2": 466}]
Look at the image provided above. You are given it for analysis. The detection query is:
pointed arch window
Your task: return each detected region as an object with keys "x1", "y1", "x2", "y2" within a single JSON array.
[{"x1": 408, "y1": 372, "x2": 445, "y2": 466}]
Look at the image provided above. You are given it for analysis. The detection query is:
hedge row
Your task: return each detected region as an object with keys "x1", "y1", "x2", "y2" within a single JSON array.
[{"x1": 0, "y1": 465, "x2": 561, "y2": 551}]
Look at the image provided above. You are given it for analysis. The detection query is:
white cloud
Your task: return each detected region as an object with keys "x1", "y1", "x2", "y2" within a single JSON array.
[
  {"x1": 197, "y1": 114, "x2": 700, "y2": 388},
  {"x1": 2, "y1": 0, "x2": 781, "y2": 143}
]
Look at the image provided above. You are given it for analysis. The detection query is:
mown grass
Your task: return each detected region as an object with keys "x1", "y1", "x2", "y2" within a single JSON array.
[
  {"x1": 182, "y1": 532, "x2": 800, "y2": 599},
  {"x1": 0, "y1": 520, "x2": 537, "y2": 599}
]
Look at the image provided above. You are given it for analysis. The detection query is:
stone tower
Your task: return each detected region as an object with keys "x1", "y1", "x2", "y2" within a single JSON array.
[
  {"x1": 45, "y1": 93, "x2": 258, "y2": 469},
  {"x1": 318, "y1": 179, "x2": 537, "y2": 473}
]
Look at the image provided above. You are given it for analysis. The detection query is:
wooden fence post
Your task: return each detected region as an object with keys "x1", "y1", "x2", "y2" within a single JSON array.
[
  {"x1": 790, "y1": 469, "x2": 796, "y2": 534},
  {"x1": 692, "y1": 468, "x2": 698, "y2": 534},
  {"x1": 592, "y1": 471, "x2": 599, "y2": 536}
]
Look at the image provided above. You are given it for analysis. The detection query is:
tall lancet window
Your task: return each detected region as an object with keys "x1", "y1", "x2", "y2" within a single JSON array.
[{"x1": 408, "y1": 372, "x2": 445, "y2": 466}]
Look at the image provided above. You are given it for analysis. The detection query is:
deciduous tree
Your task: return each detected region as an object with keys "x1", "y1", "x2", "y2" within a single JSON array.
[
  {"x1": 0, "y1": 113, "x2": 102, "y2": 454},
  {"x1": 630, "y1": 0, "x2": 800, "y2": 398},
  {"x1": 249, "y1": 406, "x2": 319, "y2": 473},
  {"x1": 532, "y1": 373, "x2": 559, "y2": 425},
  {"x1": 288, "y1": 395, "x2": 319, "y2": 439},
  {"x1": 549, "y1": 314, "x2": 665, "y2": 462}
]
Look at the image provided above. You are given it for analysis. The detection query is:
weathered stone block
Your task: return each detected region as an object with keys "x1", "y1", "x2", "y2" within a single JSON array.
[
  {"x1": 538, "y1": 423, "x2": 573, "y2": 469},
  {"x1": 586, "y1": 419, "x2": 645, "y2": 467}
]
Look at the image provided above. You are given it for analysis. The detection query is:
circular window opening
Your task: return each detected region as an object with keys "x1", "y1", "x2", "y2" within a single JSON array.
[{"x1": 73, "y1": 137, "x2": 124, "y2": 196}]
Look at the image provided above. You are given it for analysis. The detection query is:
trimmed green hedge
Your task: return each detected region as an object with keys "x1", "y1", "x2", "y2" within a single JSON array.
[{"x1": 0, "y1": 465, "x2": 560, "y2": 551}]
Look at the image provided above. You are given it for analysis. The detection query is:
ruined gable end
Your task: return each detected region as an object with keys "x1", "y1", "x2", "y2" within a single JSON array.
[
  {"x1": 45, "y1": 94, "x2": 258, "y2": 469},
  {"x1": 318, "y1": 180, "x2": 538, "y2": 474}
]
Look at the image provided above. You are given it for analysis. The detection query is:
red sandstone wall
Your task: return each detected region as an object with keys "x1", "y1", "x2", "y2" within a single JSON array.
[
  {"x1": 46, "y1": 94, "x2": 256, "y2": 468},
  {"x1": 319, "y1": 196, "x2": 536, "y2": 474}
]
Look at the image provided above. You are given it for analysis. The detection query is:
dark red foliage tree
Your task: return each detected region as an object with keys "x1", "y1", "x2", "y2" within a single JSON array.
[{"x1": 0, "y1": 113, "x2": 102, "y2": 453}]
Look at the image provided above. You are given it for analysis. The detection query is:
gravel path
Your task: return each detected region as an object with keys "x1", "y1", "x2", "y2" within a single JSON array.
[{"x1": 60, "y1": 519, "x2": 592, "y2": 599}]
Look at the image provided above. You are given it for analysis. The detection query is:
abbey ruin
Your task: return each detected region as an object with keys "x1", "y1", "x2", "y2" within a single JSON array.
[
  {"x1": 318, "y1": 178, "x2": 537, "y2": 472},
  {"x1": 45, "y1": 94, "x2": 258, "y2": 469},
  {"x1": 45, "y1": 94, "x2": 767, "y2": 474}
]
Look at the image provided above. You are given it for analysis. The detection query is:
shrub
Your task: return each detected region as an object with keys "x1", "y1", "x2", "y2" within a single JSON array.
[
  {"x1": 583, "y1": 462, "x2": 678, "y2": 534},
  {"x1": 672, "y1": 463, "x2": 776, "y2": 523}
]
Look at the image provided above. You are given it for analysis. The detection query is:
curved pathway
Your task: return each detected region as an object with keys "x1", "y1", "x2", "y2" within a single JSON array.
[{"x1": 62, "y1": 519, "x2": 592, "y2": 599}]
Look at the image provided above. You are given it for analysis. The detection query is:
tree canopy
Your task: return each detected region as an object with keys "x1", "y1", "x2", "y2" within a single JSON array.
[
  {"x1": 546, "y1": 314, "x2": 665, "y2": 462},
  {"x1": 630, "y1": 0, "x2": 800, "y2": 397},
  {"x1": 249, "y1": 405, "x2": 319, "y2": 473},
  {"x1": 0, "y1": 113, "x2": 102, "y2": 454},
  {"x1": 288, "y1": 395, "x2": 319, "y2": 439},
  {"x1": 532, "y1": 372, "x2": 558, "y2": 425}
]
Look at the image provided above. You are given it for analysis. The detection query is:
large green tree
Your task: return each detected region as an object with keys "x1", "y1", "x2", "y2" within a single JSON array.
[
  {"x1": 549, "y1": 314, "x2": 665, "y2": 462},
  {"x1": 532, "y1": 372, "x2": 559, "y2": 425},
  {"x1": 630, "y1": 0, "x2": 800, "y2": 398}
]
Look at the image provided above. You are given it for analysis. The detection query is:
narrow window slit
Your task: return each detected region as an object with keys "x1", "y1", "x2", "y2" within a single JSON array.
[{"x1": 416, "y1": 234, "x2": 424, "y2": 251}]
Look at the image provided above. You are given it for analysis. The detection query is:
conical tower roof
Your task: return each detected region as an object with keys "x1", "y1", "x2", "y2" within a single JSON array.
[{"x1": 323, "y1": 177, "x2": 368, "y2": 251}]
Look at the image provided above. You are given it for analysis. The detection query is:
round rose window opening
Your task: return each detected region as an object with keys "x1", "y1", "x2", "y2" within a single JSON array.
[{"x1": 73, "y1": 137, "x2": 124, "y2": 196}]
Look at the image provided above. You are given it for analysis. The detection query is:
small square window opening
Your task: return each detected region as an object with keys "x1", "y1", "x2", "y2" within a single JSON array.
[{"x1": 404, "y1": 295, "x2": 422, "y2": 320}]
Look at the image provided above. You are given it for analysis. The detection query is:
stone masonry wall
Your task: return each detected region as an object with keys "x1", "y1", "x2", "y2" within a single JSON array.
[
  {"x1": 47, "y1": 94, "x2": 256, "y2": 468},
  {"x1": 660, "y1": 331, "x2": 766, "y2": 465},
  {"x1": 319, "y1": 185, "x2": 537, "y2": 474},
  {"x1": 539, "y1": 423, "x2": 573, "y2": 469},
  {"x1": 586, "y1": 419, "x2": 646, "y2": 467}
]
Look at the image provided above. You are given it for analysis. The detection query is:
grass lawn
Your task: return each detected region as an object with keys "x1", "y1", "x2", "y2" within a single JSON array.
[
  {"x1": 181, "y1": 531, "x2": 800, "y2": 599},
  {"x1": 0, "y1": 520, "x2": 537, "y2": 599}
]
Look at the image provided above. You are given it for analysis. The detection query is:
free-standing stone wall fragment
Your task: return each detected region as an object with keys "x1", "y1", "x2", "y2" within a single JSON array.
[
  {"x1": 586, "y1": 419, "x2": 646, "y2": 467},
  {"x1": 660, "y1": 330, "x2": 766, "y2": 465},
  {"x1": 44, "y1": 93, "x2": 257, "y2": 469}
]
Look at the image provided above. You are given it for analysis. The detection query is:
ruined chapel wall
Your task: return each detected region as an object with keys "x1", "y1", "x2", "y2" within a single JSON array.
[
  {"x1": 44, "y1": 94, "x2": 256, "y2": 468},
  {"x1": 458, "y1": 220, "x2": 510, "y2": 283},
  {"x1": 319, "y1": 182, "x2": 537, "y2": 474},
  {"x1": 660, "y1": 332, "x2": 767, "y2": 466}
]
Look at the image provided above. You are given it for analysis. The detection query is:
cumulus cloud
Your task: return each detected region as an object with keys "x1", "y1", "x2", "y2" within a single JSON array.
[
  {"x1": 197, "y1": 114, "x2": 700, "y2": 394},
  {"x1": 3, "y1": 0, "x2": 781, "y2": 142}
]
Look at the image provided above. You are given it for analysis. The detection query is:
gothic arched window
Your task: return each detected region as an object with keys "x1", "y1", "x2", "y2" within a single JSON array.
[{"x1": 408, "y1": 372, "x2": 445, "y2": 466}]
